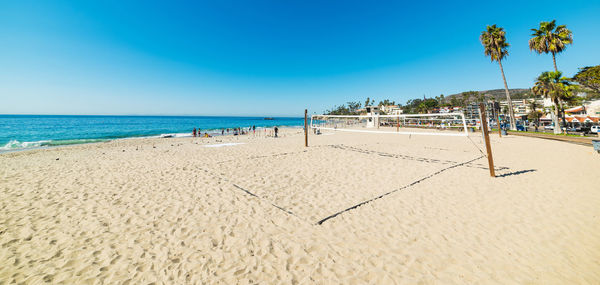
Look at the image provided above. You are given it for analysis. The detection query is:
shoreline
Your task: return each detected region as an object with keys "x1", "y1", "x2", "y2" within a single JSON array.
[{"x1": 0, "y1": 125, "x2": 304, "y2": 154}]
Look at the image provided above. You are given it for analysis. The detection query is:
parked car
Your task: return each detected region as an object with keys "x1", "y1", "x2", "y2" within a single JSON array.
[
  {"x1": 544, "y1": 125, "x2": 555, "y2": 130},
  {"x1": 580, "y1": 126, "x2": 591, "y2": 134},
  {"x1": 591, "y1": 125, "x2": 600, "y2": 133},
  {"x1": 516, "y1": 125, "x2": 526, "y2": 131}
]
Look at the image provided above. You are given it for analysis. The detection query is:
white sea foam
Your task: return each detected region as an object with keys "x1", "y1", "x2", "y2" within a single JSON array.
[
  {"x1": 0, "y1": 138, "x2": 109, "y2": 152},
  {"x1": 0, "y1": 140, "x2": 49, "y2": 150}
]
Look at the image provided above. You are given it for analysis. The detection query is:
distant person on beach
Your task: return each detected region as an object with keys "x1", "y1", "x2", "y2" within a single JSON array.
[
  {"x1": 274, "y1": 126, "x2": 278, "y2": 138},
  {"x1": 221, "y1": 129, "x2": 224, "y2": 135},
  {"x1": 252, "y1": 125, "x2": 256, "y2": 134},
  {"x1": 193, "y1": 128, "x2": 196, "y2": 137}
]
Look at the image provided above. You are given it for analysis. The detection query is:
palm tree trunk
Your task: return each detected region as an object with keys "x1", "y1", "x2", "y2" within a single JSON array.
[
  {"x1": 498, "y1": 60, "x2": 517, "y2": 130},
  {"x1": 552, "y1": 52, "x2": 558, "y2": 72},
  {"x1": 553, "y1": 108, "x2": 561, "y2": 134},
  {"x1": 559, "y1": 99, "x2": 567, "y2": 134},
  {"x1": 553, "y1": 100, "x2": 561, "y2": 134}
]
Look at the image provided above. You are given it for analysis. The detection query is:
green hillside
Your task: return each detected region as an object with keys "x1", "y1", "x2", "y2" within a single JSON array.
[{"x1": 444, "y1": 88, "x2": 532, "y2": 104}]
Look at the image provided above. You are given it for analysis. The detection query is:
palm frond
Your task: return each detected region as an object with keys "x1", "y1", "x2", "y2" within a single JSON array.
[{"x1": 529, "y1": 20, "x2": 572, "y2": 55}]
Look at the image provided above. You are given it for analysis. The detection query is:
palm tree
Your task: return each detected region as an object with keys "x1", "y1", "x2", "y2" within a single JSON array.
[
  {"x1": 532, "y1": 71, "x2": 573, "y2": 134},
  {"x1": 528, "y1": 98, "x2": 541, "y2": 129},
  {"x1": 529, "y1": 20, "x2": 573, "y2": 72},
  {"x1": 480, "y1": 25, "x2": 517, "y2": 130},
  {"x1": 417, "y1": 102, "x2": 427, "y2": 114},
  {"x1": 528, "y1": 99, "x2": 538, "y2": 115}
]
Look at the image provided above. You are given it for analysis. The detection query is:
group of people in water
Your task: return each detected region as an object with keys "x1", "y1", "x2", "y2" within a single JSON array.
[{"x1": 192, "y1": 125, "x2": 279, "y2": 138}]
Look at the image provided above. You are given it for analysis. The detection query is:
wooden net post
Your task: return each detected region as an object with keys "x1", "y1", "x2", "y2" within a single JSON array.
[
  {"x1": 304, "y1": 109, "x2": 308, "y2": 147},
  {"x1": 396, "y1": 116, "x2": 399, "y2": 132},
  {"x1": 479, "y1": 103, "x2": 495, "y2": 177}
]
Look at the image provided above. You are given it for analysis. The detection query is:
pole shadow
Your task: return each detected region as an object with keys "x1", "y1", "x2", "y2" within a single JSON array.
[{"x1": 496, "y1": 169, "x2": 536, "y2": 178}]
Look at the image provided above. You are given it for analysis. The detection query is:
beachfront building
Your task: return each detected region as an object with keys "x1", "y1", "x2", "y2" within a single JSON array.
[
  {"x1": 498, "y1": 99, "x2": 545, "y2": 117},
  {"x1": 562, "y1": 99, "x2": 600, "y2": 128},
  {"x1": 436, "y1": 106, "x2": 460, "y2": 114},
  {"x1": 380, "y1": 105, "x2": 403, "y2": 115},
  {"x1": 565, "y1": 115, "x2": 599, "y2": 128},
  {"x1": 380, "y1": 105, "x2": 395, "y2": 113},
  {"x1": 584, "y1": 99, "x2": 600, "y2": 117},
  {"x1": 535, "y1": 99, "x2": 600, "y2": 128},
  {"x1": 565, "y1": 106, "x2": 586, "y2": 116},
  {"x1": 365, "y1": 105, "x2": 380, "y2": 128},
  {"x1": 463, "y1": 102, "x2": 495, "y2": 120},
  {"x1": 563, "y1": 99, "x2": 600, "y2": 118}
]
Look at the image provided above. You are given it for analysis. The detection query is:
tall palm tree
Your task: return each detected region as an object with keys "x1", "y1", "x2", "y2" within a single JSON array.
[
  {"x1": 480, "y1": 25, "x2": 517, "y2": 130},
  {"x1": 529, "y1": 20, "x2": 573, "y2": 72},
  {"x1": 532, "y1": 71, "x2": 572, "y2": 134}
]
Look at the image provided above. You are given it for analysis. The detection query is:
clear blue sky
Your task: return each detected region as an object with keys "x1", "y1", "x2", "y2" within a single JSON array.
[{"x1": 1, "y1": 0, "x2": 599, "y2": 116}]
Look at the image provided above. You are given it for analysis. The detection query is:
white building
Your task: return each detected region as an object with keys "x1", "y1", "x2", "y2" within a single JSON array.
[
  {"x1": 380, "y1": 105, "x2": 403, "y2": 115},
  {"x1": 365, "y1": 106, "x2": 380, "y2": 128},
  {"x1": 585, "y1": 99, "x2": 600, "y2": 117},
  {"x1": 499, "y1": 99, "x2": 545, "y2": 117}
]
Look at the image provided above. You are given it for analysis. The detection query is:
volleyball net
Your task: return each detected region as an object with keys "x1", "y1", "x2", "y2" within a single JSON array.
[{"x1": 310, "y1": 113, "x2": 471, "y2": 137}]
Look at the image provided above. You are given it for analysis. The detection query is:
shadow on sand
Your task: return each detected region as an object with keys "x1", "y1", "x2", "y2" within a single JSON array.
[{"x1": 496, "y1": 169, "x2": 537, "y2": 178}]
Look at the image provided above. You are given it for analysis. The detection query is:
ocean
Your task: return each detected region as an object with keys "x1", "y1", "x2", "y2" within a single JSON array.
[{"x1": 0, "y1": 115, "x2": 305, "y2": 151}]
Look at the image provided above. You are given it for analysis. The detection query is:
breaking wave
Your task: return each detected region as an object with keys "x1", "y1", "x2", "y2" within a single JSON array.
[{"x1": 0, "y1": 139, "x2": 110, "y2": 151}]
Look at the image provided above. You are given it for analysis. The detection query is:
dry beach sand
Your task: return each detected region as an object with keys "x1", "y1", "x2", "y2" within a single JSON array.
[{"x1": 1, "y1": 128, "x2": 599, "y2": 284}]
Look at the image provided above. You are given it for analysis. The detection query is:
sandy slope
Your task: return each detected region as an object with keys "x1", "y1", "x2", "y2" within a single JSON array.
[{"x1": 1, "y1": 128, "x2": 599, "y2": 284}]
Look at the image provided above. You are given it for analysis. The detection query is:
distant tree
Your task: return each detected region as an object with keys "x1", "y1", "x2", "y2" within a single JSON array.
[
  {"x1": 571, "y1": 65, "x2": 600, "y2": 96},
  {"x1": 460, "y1": 94, "x2": 468, "y2": 108},
  {"x1": 528, "y1": 98, "x2": 542, "y2": 128},
  {"x1": 528, "y1": 98, "x2": 538, "y2": 113},
  {"x1": 480, "y1": 24, "x2": 517, "y2": 130},
  {"x1": 403, "y1": 99, "x2": 423, "y2": 114},
  {"x1": 378, "y1": 99, "x2": 396, "y2": 106},
  {"x1": 416, "y1": 98, "x2": 439, "y2": 114},
  {"x1": 450, "y1": 97, "x2": 460, "y2": 107},
  {"x1": 460, "y1": 91, "x2": 478, "y2": 108},
  {"x1": 529, "y1": 20, "x2": 573, "y2": 72},
  {"x1": 527, "y1": 110, "x2": 543, "y2": 128},
  {"x1": 532, "y1": 71, "x2": 574, "y2": 134},
  {"x1": 435, "y1": 94, "x2": 445, "y2": 105},
  {"x1": 347, "y1": 101, "x2": 362, "y2": 113},
  {"x1": 364, "y1": 97, "x2": 371, "y2": 107},
  {"x1": 325, "y1": 102, "x2": 362, "y2": 115},
  {"x1": 477, "y1": 93, "x2": 486, "y2": 102},
  {"x1": 325, "y1": 104, "x2": 348, "y2": 115}
]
